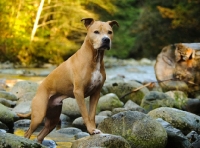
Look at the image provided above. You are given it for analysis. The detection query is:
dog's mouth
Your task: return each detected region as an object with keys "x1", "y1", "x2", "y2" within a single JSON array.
[{"x1": 98, "y1": 44, "x2": 110, "y2": 50}]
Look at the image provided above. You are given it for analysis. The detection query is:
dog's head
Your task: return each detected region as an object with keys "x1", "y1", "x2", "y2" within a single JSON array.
[{"x1": 81, "y1": 18, "x2": 119, "y2": 50}]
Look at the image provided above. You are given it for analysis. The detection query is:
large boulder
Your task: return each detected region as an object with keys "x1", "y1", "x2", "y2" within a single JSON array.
[
  {"x1": 72, "y1": 134, "x2": 131, "y2": 148},
  {"x1": 101, "y1": 81, "x2": 149, "y2": 104},
  {"x1": 148, "y1": 107, "x2": 200, "y2": 134},
  {"x1": 98, "y1": 111, "x2": 167, "y2": 148}
]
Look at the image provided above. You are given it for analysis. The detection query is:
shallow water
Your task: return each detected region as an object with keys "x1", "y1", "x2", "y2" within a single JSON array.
[{"x1": 0, "y1": 65, "x2": 156, "y2": 86}]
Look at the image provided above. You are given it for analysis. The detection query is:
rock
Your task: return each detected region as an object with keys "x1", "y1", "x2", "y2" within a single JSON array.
[
  {"x1": 165, "y1": 90, "x2": 188, "y2": 109},
  {"x1": 75, "y1": 132, "x2": 90, "y2": 140},
  {"x1": 0, "y1": 90, "x2": 17, "y2": 101},
  {"x1": 12, "y1": 101, "x2": 31, "y2": 114},
  {"x1": 148, "y1": 107, "x2": 200, "y2": 134},
  {"x1": 184, "y1": 98, "x2": 200, "y2": 115},
  {"x1": 139, "y1": 58, "x2": 152, "y2": 65},
  {"x1": 0, "y1": 132, "x2": 46, "y2": 148},
  {"x1": 62, "y1": 98, "x2": 82, "y2": 118},
  {"x1": 141, "y1": 91, "x2": 175, "y2": 112},
  {"x1": 101, "y1": 81, "x2": 149, "y2": 104},
  {"x1": 98, "y1": 93, "x2": 124, "y2": 111},
  {"x1": 10, "y1": 81, "x2": 38, "y2": 103},
  {"x1": 42, "y1": 139, "x2": 56, "y2": 148},
  {"x1": 73, "y1": 116, "x2": 107, "y2": 130},
  {"x1": 0, "y1": 121, "x2": 9, "y2": 131},
  {"x1": 14, "y1": 119, "x2": 31, "y2": 131},
  {"x1": 71, "y1": 134, "x2": 131, "y2": 148},
  {"x1": 0, "y1": 103, "x2": 18, "y2": 128},
  {"x1": 56, "y1": 127, "x2": 82, "y2": 135},
  {"x1": 98, "y1": 111, "x2": 112, "y2": 117},
  {"x1": 98, "y1": 111, "x2": 167, "y2": 148},
  {"x1": 124, "y1": 100, "x2": 146, "y2": 113},
  {"x1": 62, "y1": 97, "x2": 101, "y2": 118},
  {"x1": 186, "y1": 131, "x2": 200, "y2": 148},
  {"x1": 156, "y1": 118, "x2": 191, "y2": 148},
  {"x1": 0, "y1": 79, "x2": 7, "y2": 91},
  {"x1": 0, "y1": 98, "x2": 16, "y2": 107},
  {"x1": 112, "y1": 108, "x2": 129, "y2": 115}
]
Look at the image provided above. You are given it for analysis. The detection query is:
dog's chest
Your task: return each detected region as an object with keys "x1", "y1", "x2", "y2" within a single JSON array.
[{"x1": 88, "y1": 60, "x2": 103, "y2": 91}]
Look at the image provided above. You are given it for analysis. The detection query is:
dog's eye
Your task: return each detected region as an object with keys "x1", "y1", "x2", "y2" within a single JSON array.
[
  {"x1": 108, "y1": 31, "x2": 112, "y2": 34},
  {"x1": 94, "y1": 30, "x2": 99, "y2": 34}
]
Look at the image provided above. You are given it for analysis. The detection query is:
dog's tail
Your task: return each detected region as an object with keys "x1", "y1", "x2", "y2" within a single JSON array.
[{"x1": 17, "y1": 112, "x2": 31, "y2": 118}]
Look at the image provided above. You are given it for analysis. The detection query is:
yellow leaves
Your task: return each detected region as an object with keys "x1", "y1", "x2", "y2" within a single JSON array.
[{"x1": 157, "y1": 6, "x2": 176, "y2": 19}]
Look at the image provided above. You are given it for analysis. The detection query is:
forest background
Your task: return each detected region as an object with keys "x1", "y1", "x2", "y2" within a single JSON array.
[{"x1": 0, "y1": 0, "x2": 200, "y2": 66}]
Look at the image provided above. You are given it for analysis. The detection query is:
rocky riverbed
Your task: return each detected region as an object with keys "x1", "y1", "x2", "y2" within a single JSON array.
[{"x1": 0, "y1": 57, "x2": 200, "y2": 148}]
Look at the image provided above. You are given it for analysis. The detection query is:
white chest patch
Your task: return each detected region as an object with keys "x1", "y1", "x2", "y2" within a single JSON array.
[{"x1": 89, "y1": 56, "x2": 103, "y2": 90}]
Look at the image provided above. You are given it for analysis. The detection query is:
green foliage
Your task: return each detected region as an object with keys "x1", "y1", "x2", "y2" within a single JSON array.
[
  {"x1": 131, "y1": 0, "x2": 200, "y2": 59},
  {"x1": 1, "y1": 0, "x2": 200, "y2": 65}
]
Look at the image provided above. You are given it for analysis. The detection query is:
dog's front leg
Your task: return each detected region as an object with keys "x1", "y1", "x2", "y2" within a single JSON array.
[
  {"x1": 89, "y1": 91, "x2": 102, "y2": 134},
  {"x1": 73, "y1": 88, "x2": 95, "y2": 134}
]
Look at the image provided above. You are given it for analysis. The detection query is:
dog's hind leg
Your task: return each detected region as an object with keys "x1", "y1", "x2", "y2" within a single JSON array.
[
  {"x1": 25, "y1": 87, "x2": 49, "y2": 139},
  {"x1": 37, "y1": 95, "x2": 63, "y2": 143}
]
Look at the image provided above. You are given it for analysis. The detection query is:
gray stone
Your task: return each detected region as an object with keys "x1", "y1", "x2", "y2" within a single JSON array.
[
  {"x1": 75, "y1": 132, "x2": 90, "y2": 140},
  {"x1": 0, "y1": 90, "x2": 17, "y2": 101},
  {"x1": 72, "y1": 134, "x2": 131, "y2": 148},
  {"x1": 0, "y1": 103, "x2": 18, "y2": 125},
  {"x1": 101, "y1": 81, "x2": 149, "y2": 104},
  {"x1": 56, "y1": 127, "x2": 82, "y2": 135},
  {"x1": 186, "y1": 131, "x2": 200, "y2": 148},
  {"x1": 98, "y1": 111, "x2": 167, "y2": 148},
  {"x1": 148, "y1": 107, "x2": 200, "y2": 134},
  {"x1": 73, "y1": 116, "x2": 107, "y2": 129},
  {"x1": 0, "y1": 132, "x2": 46, "y2": 148},
  {"x1": 98, "y1": 93, "x2": 124, "y2": 111},
  {"x1": 0, "y1": 98, "x2": 16, "y2": 107},
  {"x1": 141, "y1": 91, "x2": 175, "y2": 112},
  {"x1": 13, "y1": 101, "x2": 31, "y2": 114},
  {"x1": 98, "y1": 111, "x2": 112, "y2": 117},
  {"x1": 156, "y1": 118, "x2": 191, "y2": 148},
  {"x1": 10, "y1": 81, "x2": 38, "y2": 103}
]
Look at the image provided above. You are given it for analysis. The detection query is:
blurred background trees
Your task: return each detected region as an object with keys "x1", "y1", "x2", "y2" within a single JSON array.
[{"x1": 0, "y1": 0, "x2": 200, "y2": 66}]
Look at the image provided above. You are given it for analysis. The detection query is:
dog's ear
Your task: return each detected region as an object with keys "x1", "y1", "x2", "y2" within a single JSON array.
[
  {"x1": 81, "y1": 18, "x2": 94, "y2": 29},
  {"x1": 108, "y1": 20, "x2": 119, "y2": 28}
]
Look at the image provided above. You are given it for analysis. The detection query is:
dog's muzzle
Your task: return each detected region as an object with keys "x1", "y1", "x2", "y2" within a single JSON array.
[{"x1": 99, "y1": 37, "x2": 111, "y2": 50}]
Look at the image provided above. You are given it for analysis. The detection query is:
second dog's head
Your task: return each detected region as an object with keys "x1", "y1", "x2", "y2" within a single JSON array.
[{"x1": 81, "y1": 18, "x2": 119, "y2": 51}]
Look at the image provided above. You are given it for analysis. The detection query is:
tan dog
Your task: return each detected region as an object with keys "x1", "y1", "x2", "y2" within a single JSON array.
[{"x1": 17, "y1": 18, "x2": 118, "y2": 143}]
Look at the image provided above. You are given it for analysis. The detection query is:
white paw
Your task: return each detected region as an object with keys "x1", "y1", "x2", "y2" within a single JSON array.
[{"x1": 93, "y1": 129, "x2": 102, "y2": 134}]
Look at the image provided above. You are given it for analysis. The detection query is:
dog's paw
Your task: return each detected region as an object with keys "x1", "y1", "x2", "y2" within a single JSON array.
[{"x1": 93, "y1": 129, "x2": 102, "y2": 134}]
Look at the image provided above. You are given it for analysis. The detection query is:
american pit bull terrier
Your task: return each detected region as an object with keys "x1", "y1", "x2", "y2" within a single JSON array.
[{"x1": 17, "y1": 18, "x2": 119, "y2": 143}]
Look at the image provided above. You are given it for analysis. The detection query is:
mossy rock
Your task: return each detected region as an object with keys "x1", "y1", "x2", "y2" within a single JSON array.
[
  {"x1": 98, "y1": 111, "x2": 167, "y2": 148},
  {"x1": 148, "y1": 107, "x2": 200, "y2": 134},
  {"x1": 101, "y1": 81, "x2": 149, "y2": 104},
  {"x1": 140, "y1": 91, "x2": 175, "y2": 112},
  {"x1": 0, "y1": 132, "x2": 46, "y2": 148},
  {"x1": 72, "y1": 134, "x2": 131, "y2": 148}
]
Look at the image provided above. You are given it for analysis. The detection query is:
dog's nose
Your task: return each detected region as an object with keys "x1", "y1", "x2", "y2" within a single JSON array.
[{"x1": 102, "y1": 37, "x2": 110, "y2": 44}]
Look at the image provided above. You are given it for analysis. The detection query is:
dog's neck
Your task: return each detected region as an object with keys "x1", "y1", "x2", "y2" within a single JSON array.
[{"x1": 81, "y1": 37, "x2": 105, "y2": 64}]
